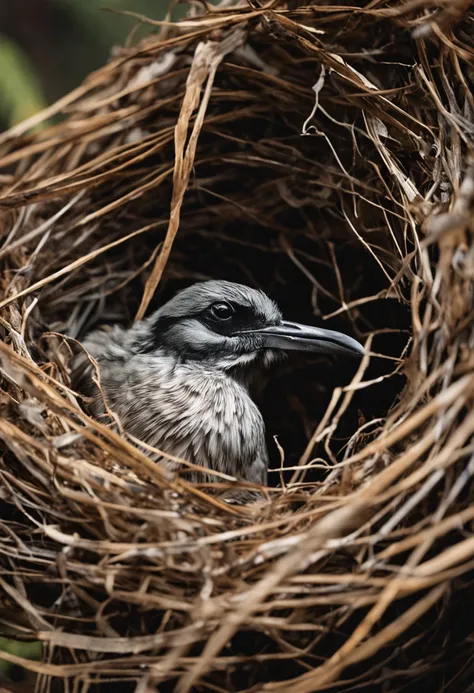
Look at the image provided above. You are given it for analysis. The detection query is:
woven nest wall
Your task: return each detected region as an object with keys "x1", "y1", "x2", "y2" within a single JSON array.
[{"x1": 1, "y1": 1, "x2": 474, "y2": 691}]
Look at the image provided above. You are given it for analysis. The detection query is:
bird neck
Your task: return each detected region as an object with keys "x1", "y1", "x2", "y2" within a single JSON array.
[
  {"x1": 191, "y1": 351, "x2": 271, "y2": 390},
  {"x1": 224, "y1": 362, "x2": 262, "y2": 389}
]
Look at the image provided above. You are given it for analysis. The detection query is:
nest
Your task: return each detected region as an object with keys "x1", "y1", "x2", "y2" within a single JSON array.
[{"x1": 1, "y1": 0, "x2": 474, "y2": 691}]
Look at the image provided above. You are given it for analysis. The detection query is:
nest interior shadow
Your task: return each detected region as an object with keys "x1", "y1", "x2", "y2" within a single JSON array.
[{"x1": 0, "y1": 1, "x2": 474, "y2": 692}]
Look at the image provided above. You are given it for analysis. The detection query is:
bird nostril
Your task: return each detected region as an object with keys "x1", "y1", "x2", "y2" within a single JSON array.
[{"x1": 282, "y1": 321, "x2": 302, "y2": 332}]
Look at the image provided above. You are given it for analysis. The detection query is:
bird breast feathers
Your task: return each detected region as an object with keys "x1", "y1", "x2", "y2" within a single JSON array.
[{"x1": 108, "y1": 357, "x2": 266, "y2": 470}]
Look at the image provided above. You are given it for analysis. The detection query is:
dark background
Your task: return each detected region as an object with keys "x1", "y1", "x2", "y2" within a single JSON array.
[{"x1": 0, "y1": 0, "x2": 172, "y2": 130}]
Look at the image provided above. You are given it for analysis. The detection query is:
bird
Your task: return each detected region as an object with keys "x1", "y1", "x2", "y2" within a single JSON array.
[{"x1": 72, "y1": 280, "x2": 364, "y2": 487}]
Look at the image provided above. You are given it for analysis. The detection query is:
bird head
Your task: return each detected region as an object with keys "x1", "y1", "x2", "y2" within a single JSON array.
[{"x1": 137, "y1": 280, "x2": 364, "y2": 370}]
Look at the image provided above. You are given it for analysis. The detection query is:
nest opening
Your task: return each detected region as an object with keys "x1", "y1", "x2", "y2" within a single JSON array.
[{"x1": 56, "y1": 213, "x2": 411, "y2": 487}]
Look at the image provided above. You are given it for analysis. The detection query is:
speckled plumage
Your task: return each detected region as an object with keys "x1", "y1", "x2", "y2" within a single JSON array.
[{"x1": 73, "y1": 282, "x2": 281, "y2": 484}]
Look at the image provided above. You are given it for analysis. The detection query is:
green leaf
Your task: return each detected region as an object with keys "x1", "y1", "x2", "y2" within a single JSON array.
[
  {"x1": 0, "y1": 35, "x2": 48, "y2": 127},
  {"x1": 0, "y1": 636, "x2": 42, "y2": 674}
]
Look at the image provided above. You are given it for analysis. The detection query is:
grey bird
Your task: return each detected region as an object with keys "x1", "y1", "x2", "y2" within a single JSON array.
[{"x1": 72, "y1": 281, "x2": 364, "y2": 486}]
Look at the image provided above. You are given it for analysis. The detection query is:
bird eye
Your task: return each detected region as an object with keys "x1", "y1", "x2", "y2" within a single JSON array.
[{"x1": 210, "y1": 302, "x2": 234, "y2": 321}]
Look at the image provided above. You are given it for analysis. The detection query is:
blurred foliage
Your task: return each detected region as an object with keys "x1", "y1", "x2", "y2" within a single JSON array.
[
  {"x1": 0, "y1": 635, "x2": 41, "y2": 673},
  {"x1": 0, "y1": 0, "x2": 171, "y2": 130},
  {"x1": 68, "y1": 0, "x2": 167, "y2": 45},
  {"x1": 0, "y1": 35, "x2": 47, "y2": 126},
  {"x1": 0, "y1": 629, "x2": 41, "y2": 690}
]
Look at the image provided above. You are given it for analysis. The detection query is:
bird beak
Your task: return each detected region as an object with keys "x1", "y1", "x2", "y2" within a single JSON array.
[{"x1": 249, "y1": 320, "x2": 365, "y2": 358}]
